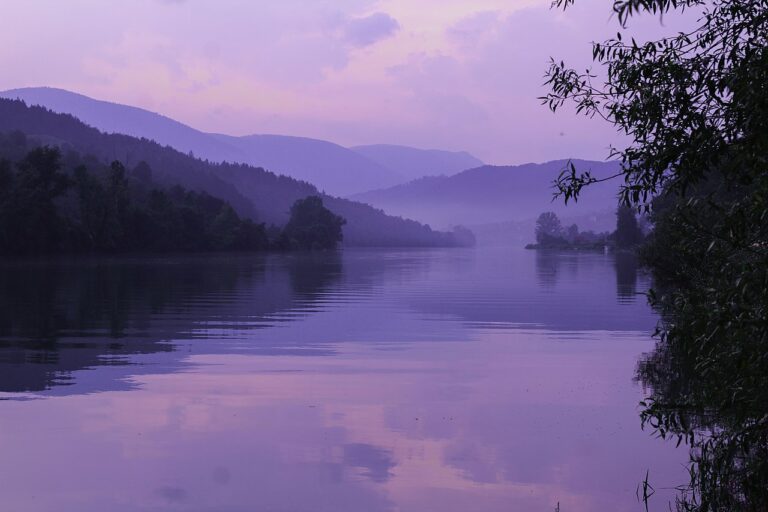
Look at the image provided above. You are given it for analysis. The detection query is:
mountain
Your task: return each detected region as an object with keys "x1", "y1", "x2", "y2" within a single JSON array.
[
  {"x1": 350, "y1": 159, "x2": 622, "y2": 229},
  {"x1": 351, "y1": 144, "x2": 484, "y2": 182},
  {"x1": 0, "y1": 97, "x2": 466, "y2": 247},
  {"x1": 0, "y1": 87, "x2": 399, "y2": 196},
  {"x1": 0, "y1": 87, "x2": 245, "y2": 163},
  {"x1": 0, "y1": 88, "x2": 484, "y2": 195},
  {"x1": 212, "y1": 134, "x2": 402, "y2": 196}
]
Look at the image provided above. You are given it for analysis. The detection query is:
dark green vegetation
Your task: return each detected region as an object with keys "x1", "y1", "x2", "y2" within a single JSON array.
[
  {"x1": 0, "y1": 132, "x2": 347, "y2": 255},
  {"x1": 544, "y1": 0, "x2": 768, "y2": 509},
  {"x1": 526, "y1": 207, "x2": 644, "y2": 250},
  {"x1": 0, "y1": 98, "x2": 470, "y2": 248}
]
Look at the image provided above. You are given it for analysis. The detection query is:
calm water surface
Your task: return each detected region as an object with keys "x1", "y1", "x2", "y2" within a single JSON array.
[{"x1": 0, "y1": 248, "x2": 684, "y2": 511}]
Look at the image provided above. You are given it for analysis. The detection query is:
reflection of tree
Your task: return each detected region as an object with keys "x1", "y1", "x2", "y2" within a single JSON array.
[
  {"x1": 535, "y1": 250, "x2": 585, "y2": 290},
  {"x1": 535, "y1": 250, "x2": 560, "y2": 289},
  {"x1": 287, "y1": 251, "x2": 343, "y2": 297},
  {"x1": 637, "y1": 309, "x2": 768, "y2": 510},
  {"x1": 613, "y1": 251, "x2": 638, "y2": 303},
  {"x1": 0, "y1": 253, "x2": 346, "y2": 394}
]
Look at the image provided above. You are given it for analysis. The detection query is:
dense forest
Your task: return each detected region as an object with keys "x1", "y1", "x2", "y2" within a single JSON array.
[
  {"x1": 0, "y1": 98, "x2": 470, "y2": 248},
  {"x1": 0, "y1": 132, "x2": 345, "y2": 255}
]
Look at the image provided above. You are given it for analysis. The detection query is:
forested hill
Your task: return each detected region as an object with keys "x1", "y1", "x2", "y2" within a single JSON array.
[
  {"x1": 0, "y1": 97, "x2": 261, "y2": 218},
  {"x1": 351, "y1": 160, "x2": 621, "y2": 229},
  {"x1": 0, "y1": 98, "x2": 464, "y2": 247},
  {"x1": 0, "y1": 87, "x2": 245, "y2": 164},
  {"x1": 0, "y1": 88, "x2": 484, "y2": 195}
]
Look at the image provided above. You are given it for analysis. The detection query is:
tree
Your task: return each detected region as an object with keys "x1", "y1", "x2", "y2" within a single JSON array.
[
  {"x1": 0, "y1": 136, "x2": 270, "y2": 255},
  {"x1": 565, "y1": 223, "x2": 579, "y2": 243},
  {"x1": 614, "y1": 205, "x2": 643, "y2": 248},
  {"x1": 543, "y1": 0, "x2": 768, "y2": 509},
  {"x1": 281, "y1": 196, "x2": 346, "y2": 250},
  {"x1": 535, "y1": 211, "x2": 563, "y2": 244},
  {"x1": 5, "y1": 147, "x2": 72, "y2": 254}
]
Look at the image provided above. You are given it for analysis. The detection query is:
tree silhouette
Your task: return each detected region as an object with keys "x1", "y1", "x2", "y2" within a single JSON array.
[
  {"x1": 614, "y1": 206, "x2": 643, "y2": 249},
  {"x1": 281, "y1": 196, "x2": 346, "y2": 250},
  {"x1": 535, "y1": 212, "x2": 563, "y2": 244},
  {"x1": 544, "y1": 0, "x2": 768, "y2": 508}
]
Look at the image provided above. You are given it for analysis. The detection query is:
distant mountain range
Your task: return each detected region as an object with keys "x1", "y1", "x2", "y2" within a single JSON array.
[
  {"x1": 0, "y1": 87, "x2": 621, "y2": 245},
  {"x1": 351, "y1": 160, "x2": 622, "y2": 229},
  {"x1": 0, "y1": 97, "x2": 466, "y2": 247},
  {"x1": 0, "y1": 87, "x2": 483, "y2": 195},
  {"x1": 350, "y1": 144, "x2": 483, "y2": 183},
  {"x1": 210, "y1": 133, "x2": 401, "y2": 196}
]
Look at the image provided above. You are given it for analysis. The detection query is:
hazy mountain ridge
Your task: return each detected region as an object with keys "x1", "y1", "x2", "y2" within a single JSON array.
[
  {"x1": 0, "y1": 87, "x2": 246, "y2": 163},
  {"x1": 0, "y1": 98, "x2": 464, "y2": 247},
  {"x1": 0, "y1": 87, "x2": 483, "y2": 196},
  {"x1": 351, "y1": 144, "x2": 484, "y2": 182},
  {"x1": 211, "y1": 133, "x2": 402, "y2": 196},
  {"x1": 351, "y1": 160, "x2": 622, "y2": 229}
]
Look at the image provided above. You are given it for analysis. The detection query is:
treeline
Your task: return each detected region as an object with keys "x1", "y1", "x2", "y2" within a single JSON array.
[
  {"x1": 0, "y1": 132, "x2": 343, "y2": 255},
  {"x1": 0, "y1": 98, "x2": 469, "y2": 248},
  {"x1": 527, "y1": 206, "x2": 646, "y2": 250}
]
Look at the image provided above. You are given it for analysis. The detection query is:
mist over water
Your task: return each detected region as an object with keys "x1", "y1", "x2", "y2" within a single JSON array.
[{"x1": 0, "y1": 248, "x2": 685, "y2": 511}]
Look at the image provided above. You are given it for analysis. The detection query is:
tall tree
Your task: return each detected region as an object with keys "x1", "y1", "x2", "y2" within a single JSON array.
[
  {"x1": 614, "y1": 205, "x2": 643, "y2": 248},
  {"x1": 7, "y1": 147, "x2": 71, "y2": 254},
  {"x1": 281, "y1": 196, "x2": 346, "y2": 250},
  {"x1": 535, "y1": 211, "x2": 563, "y2": 244}
]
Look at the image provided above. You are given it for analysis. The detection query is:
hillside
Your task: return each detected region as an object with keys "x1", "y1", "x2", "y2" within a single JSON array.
[
  {"x1": 351, "y1": 144, "x2": 483, "y2": 182},
  {"x1": 212, "y1": 134, "x2": 402, "y2": 196},
  {"x1": 0, "y1": 87, "x2": 245, "y2": 163},
  {"x1": 0, "y1": 98, "x2": 464, "y2": 247},
  {"x1": 0, "y1": 88, "x2": 399, "y2": 195},
  {"x1": 351, "y1": 159, "x2": 622, "y2": 229}
]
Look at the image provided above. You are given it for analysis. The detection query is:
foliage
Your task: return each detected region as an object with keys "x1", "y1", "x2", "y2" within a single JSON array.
[
  {"x1": 0, "y1": 134, "x2": 268, "y2": 255},
  {"x1": 0, "y1": 147, "x2": 72, "y2": 253},
  {"x1": 615, "y1": 205, "x2": 644, "y2": 248},
  {"x1": 530, "y1": 211, "x2": 611, "y2": 249},
  {"x1": 543, "y1": 0, "x2": 768, "y2": 509},
  {"x1": 535, "y1": 211, "x2": 564, "y2": 244},
  {"x1": 543, "y1": 0, "x2": 768, "y2": 209},
  {"x1": 0, "y1": 99, "x2": 465, "y2": 248},
  {"x1": 280, "y1": 196, "x2": 346, "y2": 250}
]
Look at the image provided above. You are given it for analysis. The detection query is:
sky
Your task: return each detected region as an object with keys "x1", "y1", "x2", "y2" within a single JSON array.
[{"x1": 0, "y1": 0, "x2": 688, "y2": 164}]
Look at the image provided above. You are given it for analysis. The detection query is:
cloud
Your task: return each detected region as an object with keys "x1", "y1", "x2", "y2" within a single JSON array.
[
  {"x1": 342, "y1": 12, "x2": 400, "y2": 48},
  {"x1": 446, "y1": 11, "x2": 501, "y2": 46}
]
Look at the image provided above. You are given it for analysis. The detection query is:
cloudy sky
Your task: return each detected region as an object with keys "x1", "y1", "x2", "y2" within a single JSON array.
[{"x1": 0, "y1": 0, "x2": 684, "y2": 163}]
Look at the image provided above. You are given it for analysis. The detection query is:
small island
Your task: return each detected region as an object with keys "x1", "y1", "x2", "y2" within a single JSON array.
[{"x1": 525, "y1": 208, "x2": 645, "y2": 251}]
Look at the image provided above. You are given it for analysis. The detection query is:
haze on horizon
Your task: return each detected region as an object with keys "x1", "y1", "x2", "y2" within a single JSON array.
[{"x1": 0, "y1": 0, "x2": 682, "y2": 165}]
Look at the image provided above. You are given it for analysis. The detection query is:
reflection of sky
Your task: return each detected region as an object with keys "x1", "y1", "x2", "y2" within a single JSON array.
[
  {"x1": 0, "y1": 333, "x2": 684, "y2": 511},
  {"x1": 0, "y1": 248, "x2": 685, "y2": 510}
]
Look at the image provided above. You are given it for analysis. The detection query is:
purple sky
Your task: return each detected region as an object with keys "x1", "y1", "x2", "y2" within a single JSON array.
[{"x1": 1, "y1": 0, "x2": 688, "y2": 163}]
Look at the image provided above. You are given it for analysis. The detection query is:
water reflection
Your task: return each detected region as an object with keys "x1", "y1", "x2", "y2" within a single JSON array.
[
  {"x1": 0, "y1": 253, "x2": 345, "y2": 394},
  {"x1": 637, "y1": 315, "x2": 768, "y2": 510},
  {"x1": 613, "y1": 251, "x2": 640, "y2": 302},
  {"x1": 0, "y1": 248, "x2": 685, "y2": 511},
  {"x1": 535, "y1": 250, "x2": 560, "y2": 288},
  {"x1": 0, "y1": 249, "x2": 657, "y2": 396}
]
